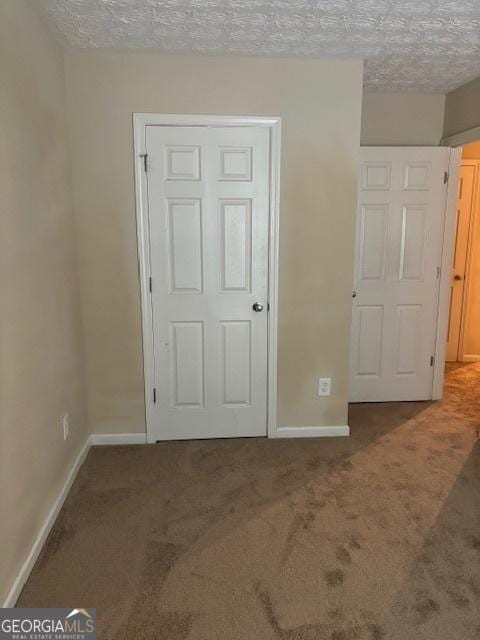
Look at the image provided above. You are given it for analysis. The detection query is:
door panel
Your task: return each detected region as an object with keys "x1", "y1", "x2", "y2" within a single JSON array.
[
  {"x1": 171, "y1": 322, "x2": 205, "y2": 407},
  {"x1": 350, "y1": 147, "x2": 449, "y2": 402},
  {"x1": 167, "y1": 199, "x2": 203, "y2": 292},
  {"x1": 359, "y1": 205, "x2": 388, "y2": 280},
  {"x1": 354, "y1": 305, "x2": 384, "y2": 377},
  {"x1": 445, "y1": 164, "x2": 475, "y2": 361},
  {"x1": 394, "y1": 305, "x2": 421, "y2": 375},
  {"x1": 221, "y1": 321, "x2": 251, "y2": 405},
  {"x1": 399, "y1": 205, "x2": 426, "y2": 280},
  {"x1": 146, "y1": 125, "x2": 270, "y2": 440},
  {"x1": 220, "y1": 199, "x2": 252, "y2": 292}
]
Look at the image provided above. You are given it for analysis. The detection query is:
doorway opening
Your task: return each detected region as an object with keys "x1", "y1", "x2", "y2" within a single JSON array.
[{"x1": 446, "y1": 140, "x2": 480, "y2": 365}]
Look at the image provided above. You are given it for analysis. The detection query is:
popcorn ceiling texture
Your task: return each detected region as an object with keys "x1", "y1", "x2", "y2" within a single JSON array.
[{"x1": 38, "y1": 0, "x2": 480, "y2": 92}]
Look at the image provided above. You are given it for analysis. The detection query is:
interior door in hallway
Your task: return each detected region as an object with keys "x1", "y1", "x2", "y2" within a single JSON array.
[
  {"x1": 146, "y1": 125, "x2": 270, "y2": 440},
  {"x1": 350, "y1": 147, "x2": 450, "y2": 402},
  {"x1": 445, "y1": 163, "x2": 475, "y2": 362}
]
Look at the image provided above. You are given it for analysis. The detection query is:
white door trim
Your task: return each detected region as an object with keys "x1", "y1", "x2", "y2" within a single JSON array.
[
  {"x1": 133, "y1": 113, "x2": 281, "y2": 442},
  {"x1": 432, "y1": 147, "x2": 462, "y2": 398}
]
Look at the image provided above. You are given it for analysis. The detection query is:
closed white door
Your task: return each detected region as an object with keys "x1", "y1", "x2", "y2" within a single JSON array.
[
  {"x1": 445, "y1": 163, "x2": 475, "y2": 361},
  {"x1": 146, "y1": 125, "x2": 270, "y2": 440},
  {"x1": 350, "y1": 147, "x2": 450, "y2": 402}
]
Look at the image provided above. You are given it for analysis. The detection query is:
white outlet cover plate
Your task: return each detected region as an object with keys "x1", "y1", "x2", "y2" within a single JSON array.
[
  {"x1": 63, "y1": 414, "x2": 69, "y2": 440},
  {"x1": 318, "y1": 378, "x2": 331, "y2": 396}
]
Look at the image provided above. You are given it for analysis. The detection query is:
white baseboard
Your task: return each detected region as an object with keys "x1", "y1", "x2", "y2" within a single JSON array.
[
  {"x1": 3, "y1": 431, "x2": 148, "y2": 607},
  {"x1": 275, "y1": 425, "x2": 350, "y2": 438},
  {"x1": 2, "y1": 437, "x2": 91, "y2": 608},
  {"x1": 461, "y1": 355, "x2": 480, "y2": 363},
  {"x1": 90, "y1": 432, "x2": 147, "y2": 446}
]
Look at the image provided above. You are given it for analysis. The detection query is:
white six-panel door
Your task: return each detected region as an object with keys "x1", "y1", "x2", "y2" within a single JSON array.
[
  {"x1": 146, "y1": 125, "x2": 270, "y2": 440},
  {"x1": 350, "y1": 147, "x2": 450, "y2": 402}
]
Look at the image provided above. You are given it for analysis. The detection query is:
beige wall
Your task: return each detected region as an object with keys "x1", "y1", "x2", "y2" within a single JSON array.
[
  {"x1": 65, "y1": 51, "x2": 363, "y2": 433},
  {"x1": 444, "y1": 77, "x2": 480, "y2": 138},
  {"x1": 361, "y1": 93, "x2": 445, "y2": 146},
  {"x1": 0, "y1": 0, "x2": 88, "y2": 604}
]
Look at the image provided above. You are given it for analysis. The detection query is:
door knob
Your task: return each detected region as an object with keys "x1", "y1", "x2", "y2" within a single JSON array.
[
  {"x1": 352, "y1": 291, "x2": 357, "y2": 298},
  {"x1": 454, "y1": 274, "x2": 463, "y2": 281},
  {"x1": 252, "y1": 302, "x2": 264, "y2": 312}
]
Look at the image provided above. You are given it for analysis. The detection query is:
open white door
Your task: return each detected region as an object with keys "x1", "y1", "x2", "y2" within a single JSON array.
[
  {"x1": 139, "y1": 121, "x2": 278, "y2": 441},
  {"x1": 350, "y1": 147, "x2": 451, "y2": 402}
]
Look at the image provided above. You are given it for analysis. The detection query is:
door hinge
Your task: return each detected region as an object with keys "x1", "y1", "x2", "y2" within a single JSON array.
[
  {"x1": 444, "y1": 171, "x2": 449, "y2": 184},
  {"x1": 140, "y1": 153, "x2": 148, "y2": 172},
  {"x1": 149, "y1": 276, "x2": 152, "y2": 293},
  {"x1": 430, "y1": 356, "x2": 435, "y2": 367},
  {"x1": 436, "y1": 266, "x2": 441, "y2": 279},
  {"x1": 153, "y1": 388, "x2": 156, "y2": 403}
]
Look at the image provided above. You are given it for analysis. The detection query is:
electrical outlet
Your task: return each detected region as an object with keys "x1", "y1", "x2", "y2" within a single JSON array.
[
  {"x1": 318, "y1": 378, "x2": 331, "y2": 396},
  {"x1": 62, "y1": 413, "x2": 69, "y2": 440}
]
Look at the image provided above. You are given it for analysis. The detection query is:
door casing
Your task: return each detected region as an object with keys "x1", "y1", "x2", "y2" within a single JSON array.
[{"x1": 133, "y1": 114, "x2": 281, "y2": 443}]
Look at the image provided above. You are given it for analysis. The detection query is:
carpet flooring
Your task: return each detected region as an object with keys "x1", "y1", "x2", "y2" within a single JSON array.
[{"x1": 18, "y1": 363, "x2": 480, "y2": 639}]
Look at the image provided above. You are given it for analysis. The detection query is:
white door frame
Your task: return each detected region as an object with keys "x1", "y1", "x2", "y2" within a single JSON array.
[
  {"x1": 432, "y1": 147, "x2": 462, "y2": 398},
  {"x1": 133, "y1": 113, "x2": 281, "y2": 442}
]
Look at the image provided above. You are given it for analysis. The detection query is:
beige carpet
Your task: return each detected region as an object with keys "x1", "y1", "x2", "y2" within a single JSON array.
[{"x1": 18, "y1": 363, "x2": 480, "y2": 639}]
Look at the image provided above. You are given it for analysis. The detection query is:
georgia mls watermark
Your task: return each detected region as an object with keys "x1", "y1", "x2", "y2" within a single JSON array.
[{"x1": 0, "y1": 608, "x2": 96, "y2": 640}]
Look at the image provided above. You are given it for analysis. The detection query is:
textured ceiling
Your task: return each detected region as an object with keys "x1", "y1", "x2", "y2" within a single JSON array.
[{"x1": 38, "y1": 0, "x2": 480, "y2": 92}]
